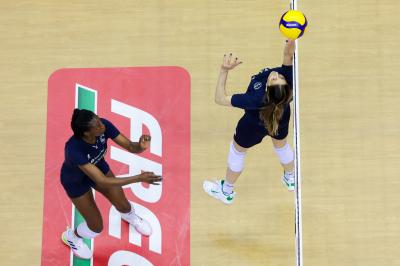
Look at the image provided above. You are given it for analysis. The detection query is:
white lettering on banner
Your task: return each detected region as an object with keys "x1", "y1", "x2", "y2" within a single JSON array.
[
  {"x1": 108, "y1": 99, "x2": 163, "y2": 261},
  {"x1": 108, "y1": 250, "x2": 153, "y2": 266},
  {"x1": 110, "y1": 146, "x2": 162, "y2": 203},
  {"x1": 109, "y1": 204, "x2": 162, "y2": 254},
  {"x1": 111, "y1": 99, "x2": 162, "y2": 157}
]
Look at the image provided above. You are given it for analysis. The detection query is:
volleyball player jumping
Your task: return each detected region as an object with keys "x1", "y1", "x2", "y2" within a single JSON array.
[
  {"x1": 203, "y1": 40, "x2": 296, "y2": 204},
  {"x1": 60, "y1": 109, "x2": 162, "y2": 259}
]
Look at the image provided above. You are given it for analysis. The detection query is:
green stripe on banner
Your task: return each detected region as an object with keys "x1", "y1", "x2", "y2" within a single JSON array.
[
  {"x1": 74, "y1": 85, "x2": 97, "y2": 266},
  {"x1": 77, "y1": 86, "x2": 96, "y2": 112}
]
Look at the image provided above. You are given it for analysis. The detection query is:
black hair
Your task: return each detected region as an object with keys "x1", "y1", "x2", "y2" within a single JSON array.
[
  {"x1": 70, "y1": 109, "x2": 96, "y2": 138},
  {"x1": 263, "y1": 84, "x2": 291, "y2": 105}
]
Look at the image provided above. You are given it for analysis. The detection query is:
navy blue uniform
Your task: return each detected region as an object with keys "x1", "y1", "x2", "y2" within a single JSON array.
[
  {"x1": 60, "y1": 118, "x2": 120, "y2": 198},
  {"x1": 231, "y1": 65, "x2": 293, "y2": 148}
]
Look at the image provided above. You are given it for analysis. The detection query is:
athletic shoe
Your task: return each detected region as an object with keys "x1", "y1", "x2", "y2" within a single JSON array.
[
  {"x1": 203, "y1": 179, "x2": 235, "y2": 205},
  {"x1": 61, "y1": 228, "x2": 93, "y2": 259},
  {"x1": 121, "y1": 212, "x2": 153, "y2": 236},
  {"x1": 282, "y1": 171, "x2": 295, "y2": 192}
]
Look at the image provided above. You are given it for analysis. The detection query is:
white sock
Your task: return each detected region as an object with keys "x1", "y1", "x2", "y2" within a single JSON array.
[
  {"x1": 76, "y1": 222, "x2": 101, "y2": 239},
  {"x1": 222, "y1": 179, "x2": 234, "y2": 195}
]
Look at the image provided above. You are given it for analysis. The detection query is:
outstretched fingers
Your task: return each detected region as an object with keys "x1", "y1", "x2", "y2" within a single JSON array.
[{"x1": 222, "y1": 53, "x2": 242, "y2": 70}]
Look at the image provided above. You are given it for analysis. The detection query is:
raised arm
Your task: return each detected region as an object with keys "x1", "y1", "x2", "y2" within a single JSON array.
[
  {"x1": 112, "y1": 133, "x2": 151, "y2": 153},
  {"x1": 214, "y1": 53, "x2": 242, "y2": 106},
  {"x1": 282, "y1": 39, "x2": 296, "y2": 66}
]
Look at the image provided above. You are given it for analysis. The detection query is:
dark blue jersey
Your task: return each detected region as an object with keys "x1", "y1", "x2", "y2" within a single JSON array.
[
  {"x1": 60, "y1": 118, "x2": 120, "y2": 181},
  {"x1": 231, "y1": 65, "x2": 293, "y2": 123}
]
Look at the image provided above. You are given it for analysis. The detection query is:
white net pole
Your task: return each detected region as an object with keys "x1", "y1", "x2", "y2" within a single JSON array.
[{"x1": 290, "y1": 0, "x2": 303, "y2": 266}]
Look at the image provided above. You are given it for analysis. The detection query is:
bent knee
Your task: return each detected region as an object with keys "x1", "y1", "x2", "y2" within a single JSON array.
[
  {"x1": 232, "y1": 140, "x2": 248, "y2": 153},
  {"x1": 228, "y1": 141, "x2": 247, "y2": 172},
  {"x1": 271, "y1": 137, "x2": 287, "y2": 149}
]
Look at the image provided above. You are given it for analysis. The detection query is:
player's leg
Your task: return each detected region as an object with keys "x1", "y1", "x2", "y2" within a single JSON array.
[
  {"x1": 225, "y1": 140, "x2": 247, "y2": 185},
  {"x1": 94, "y1": 170, "x2": 153, "y2": 236},
  {"x1": 61, "y1": 190, "x2": 102, "y2": 259},
  {"x1": 271, "y1": 136, "x2": 295, "y2": 191},
  {"x1": 95, "y1": 170, "x2": 131, "y2": 213},
  {"x1": 271, "y1": 137, "x2": 294, "y2": 172},
  {"x1": 222, "y1": 140, "x2": 247, "y2": 194},
  {"x1": 71, "y1": 190, "x2": 104, "y2": 235},
  {"x1": 203, "y1": 115, "x2": 265, "y2": 204},
  {"x1": 203, "y1": 139, "x2": 248, "y2": 204}
]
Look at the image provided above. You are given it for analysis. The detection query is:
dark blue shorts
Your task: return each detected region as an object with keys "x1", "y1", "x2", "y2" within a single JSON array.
[
  {"x1": 233, "y1": 109, "x2": 290, "y2": 148},
  {"x1": 60, "y1": 160, "x2": 110, "y2": 198}
]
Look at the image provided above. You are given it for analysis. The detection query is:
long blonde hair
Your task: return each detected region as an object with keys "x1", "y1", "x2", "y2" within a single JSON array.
[{"x1": 259, "y1": 84, "x2": 292, "y2": 136}]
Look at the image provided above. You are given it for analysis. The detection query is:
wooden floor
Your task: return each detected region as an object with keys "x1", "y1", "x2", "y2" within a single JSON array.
[{"x1": 1, "y1": 0, "x2": 400, "y2": 265}]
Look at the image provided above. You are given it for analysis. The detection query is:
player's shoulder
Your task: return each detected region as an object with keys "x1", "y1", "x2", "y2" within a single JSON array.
[
  {"x1": 100, "y1": 117, "x2": 115, "y2": 129},
  {"x1": 251, "y1": 67, "x2": 272, "y2": 81},
  {"x1": 255, "y1": 67, "x2": 271, "y2": 76},
  {"x1": 100, "y1": 117, "x2": 110, "y2": 124},
  {"x1": 101, "y1": 117, "x2": 117, "y2": 127},
  {"x1": 65, "y1": 136, "x2": 84, "y2": 151}
]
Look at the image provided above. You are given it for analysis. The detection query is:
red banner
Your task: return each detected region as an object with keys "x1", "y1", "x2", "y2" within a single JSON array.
[{"x1": 42, "y1": 67, "x2": 190, "y2": 265}]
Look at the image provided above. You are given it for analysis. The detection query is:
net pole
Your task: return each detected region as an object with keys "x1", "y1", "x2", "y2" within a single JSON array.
[{"x1": 290, "y1": 1, "x2": 303, "y2": 266}]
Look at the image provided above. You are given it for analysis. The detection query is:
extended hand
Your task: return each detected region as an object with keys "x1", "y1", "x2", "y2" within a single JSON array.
[
  {"x1": 284, "y1": 39, "x2": 296, "y2": 58},
  {"x1": 221, "y1": 53, "x2": 242, "y2": 71},
  {"x1": 139, "y1": 172, "x2": 162, "y2": 185},
  {"x1": 139, "y1": 135, "x2": 151, "y2": 150}
]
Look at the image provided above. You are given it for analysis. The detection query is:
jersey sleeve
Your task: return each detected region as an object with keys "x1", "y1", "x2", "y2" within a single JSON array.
[
  {"x1": 101, "y1": 118, "x2": 120, "y2": 139},
  {"x1": 231, "y1": 92, "x2": 262, "y2": 109}
]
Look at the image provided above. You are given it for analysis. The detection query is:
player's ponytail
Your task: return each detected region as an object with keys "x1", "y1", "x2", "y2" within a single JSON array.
[
  {"x1": 71, "y1": 109, "x2": 96, "y2": 138},
  {"x1": 260, "y1": 84, "x2": 292, "y2": 136}
]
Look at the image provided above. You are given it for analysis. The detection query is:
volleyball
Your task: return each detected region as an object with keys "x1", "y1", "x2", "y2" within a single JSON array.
[{"x1": 279, "y1": 10, "x2": 308, "y2": 40}]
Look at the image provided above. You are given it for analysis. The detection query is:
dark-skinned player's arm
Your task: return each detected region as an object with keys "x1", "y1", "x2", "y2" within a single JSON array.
[
  {"x1": 112, "y1": 133, "x2": 151, "y2": 153},
  {"x1": 78, "y1": 163, "x2": 162, "y2": 188}
]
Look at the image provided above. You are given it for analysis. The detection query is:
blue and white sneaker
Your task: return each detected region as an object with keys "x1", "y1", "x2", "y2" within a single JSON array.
[
  {"x1": 203, "y1": 179, "x2": 235, "y2": 205},
  {"x1": 61, "y1": 227, "x2": 92, "y2": 259},
  {"x1": 282, "y1": 171, "x2": 295, "y2": 191}
]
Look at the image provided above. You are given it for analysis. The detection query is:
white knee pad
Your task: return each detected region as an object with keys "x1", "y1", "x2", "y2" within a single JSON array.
[
  {"x1": 77, "y1": 222, "x2": 101, "y2": 239},
  {"x1": 274, "y1": 142, "x2": 294, "y2": 165},
  {"x1": 227, "y1": 142, "x2": 246, "y2": 172}
]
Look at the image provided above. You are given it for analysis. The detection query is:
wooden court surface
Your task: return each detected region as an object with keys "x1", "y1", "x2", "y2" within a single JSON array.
[{"x1": 1, "y1": 0, "x2": 400, "y2": 265}]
